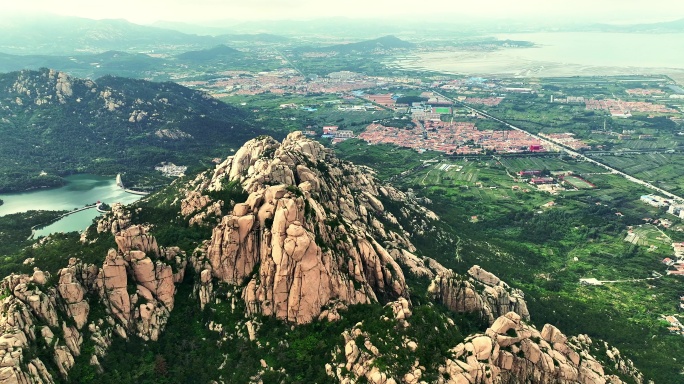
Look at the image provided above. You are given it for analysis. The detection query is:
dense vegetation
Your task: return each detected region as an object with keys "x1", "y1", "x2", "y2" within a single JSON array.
[
  {"x1": 0, "y1": 210, "x2": 64, "y2": 266},
  {"x1": 334, "y1": 143, "x2": 684, "y2": 383},
  {"x1": 0, "y1": 69, "x2": 272, "y2": 192}
]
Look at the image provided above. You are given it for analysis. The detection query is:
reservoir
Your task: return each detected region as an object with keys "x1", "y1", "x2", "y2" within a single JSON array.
[{"x1": 0, "y1": 174, "x2": 142, "y2": 237}]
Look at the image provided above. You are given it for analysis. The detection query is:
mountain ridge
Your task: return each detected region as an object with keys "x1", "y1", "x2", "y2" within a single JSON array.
[
  {"x1": 0, "y1": 68, "x2": 261, "y2": 192},
  {"x1": 300, "y1": 35, "x2": 416, "y2": 54},
  {"x1": 0, "y1": 132, "x2": 643, "y2": 383}
]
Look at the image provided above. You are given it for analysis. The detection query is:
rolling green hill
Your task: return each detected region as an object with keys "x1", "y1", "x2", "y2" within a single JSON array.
[
  {"x1": 301, "y1": 35, "x2": 416, "y2": 54},
  {"x1": 176, "y1": 44, "x2": 243, "y2": 63}
]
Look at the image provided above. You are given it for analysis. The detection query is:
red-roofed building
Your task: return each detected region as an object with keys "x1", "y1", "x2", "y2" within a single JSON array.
[
  {"x1": 531, "y1": 177, "x2": 555, "y2": 185},
  {"x1": 323, "y1": 126, "x2": 339, "y2": 135}
]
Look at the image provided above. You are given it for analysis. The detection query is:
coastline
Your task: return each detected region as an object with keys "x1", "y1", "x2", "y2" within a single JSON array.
[
  {"x1": 392, "y1": 52, "x2": 684, "y2": 85},
  {"x1": 390, "y1": 31, "x2": 684, "y2": 85}
]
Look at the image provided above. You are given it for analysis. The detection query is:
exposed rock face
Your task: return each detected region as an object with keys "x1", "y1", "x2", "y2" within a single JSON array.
[
  {"x1": 329, "y1": 299, "x2": 414, "y2": 384},
  {"x1": 94, "y1": 226, "x2": 185, "y2": 341},
  {"x1": 428, "y1": 265, "x2": 530, "y2": 324},
  {"x1": 96, "y1": 203, "x2": 132, "y2": 234},
  {"x1": 181, "y1": 191, "x2": 213, "y2": 217},
  {"x1": 437, "y1": 312, "x2": 639, "y2": 384},
  {"x1": 188, "y1": 132, "x2": 438, "y2": 324},
  {"x1": 328, "y1": 306, "x2": 643, "y2": 384},
  {"x1": 57, "y1": 259, "x2": 96, "y2": 329},
  {"x1": 154, "y1": 128, "x2": 192, "y2": 140},
  {"x1": 0, "y1": 273, "x2": 60, "y2": 384},
  {"x1": 0, "y1": 226, "x2": 186, "y2": 380}
]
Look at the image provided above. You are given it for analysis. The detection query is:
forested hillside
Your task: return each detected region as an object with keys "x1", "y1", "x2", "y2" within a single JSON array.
[{"x1": 0, "y1": 69, "x2": 266, "y2": 192}]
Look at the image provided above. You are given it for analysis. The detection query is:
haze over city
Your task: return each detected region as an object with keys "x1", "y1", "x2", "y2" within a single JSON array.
[{"x1": 0, "y1": 0, "x2": 682, "y2": 24}]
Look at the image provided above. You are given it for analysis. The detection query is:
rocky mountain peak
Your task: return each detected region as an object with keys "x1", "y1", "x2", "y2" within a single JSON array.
[
  {"x1": 0, "y1": 131, "x2": 649, "y2": 382},
  {"x1": 185, "y1": 132, "x2": 439, "y2": 324}
]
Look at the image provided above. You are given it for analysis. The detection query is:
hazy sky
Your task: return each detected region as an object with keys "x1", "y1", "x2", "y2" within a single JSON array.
[{"x1": 1, "y1": 0, "x2": 681, "y2": 25}]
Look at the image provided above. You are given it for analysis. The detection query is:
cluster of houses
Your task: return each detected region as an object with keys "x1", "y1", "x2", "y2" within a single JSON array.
[
  {"x1": 321, "y1": 126, "x2": 355, "y2": 144},
  {"x1": 638, "y1": 195, "x2": 684, "y2": 275},
  {"x1": 154, "y1": 162, "x2": 187, "y2": 177},
  {"x1": 640, "y1": 194, "x2": 684, "y2": 221},
  {"x1": 640, "y1": 194, "x2": 672, "y2": 209},
  {"x1": 662, "y1": 315, "x2": 684, "y2": 335},
  {"x1": 517, "y1": 170, "x2": 554, "y2": 185},
  {"x1": 662, "y1": 243, "x2": 684, "y2": 276}
]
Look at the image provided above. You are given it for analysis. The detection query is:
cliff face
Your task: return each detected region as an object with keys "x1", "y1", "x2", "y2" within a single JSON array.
[
  {"x1": 186, "y1": 132, "x2": 435, "y2": 324},
  {"x1": 0, "y1": 226, "x2": 186, "y2": 383},
  {"x1": 428, "y1": 265, "x2": 530, "y2": 324}
]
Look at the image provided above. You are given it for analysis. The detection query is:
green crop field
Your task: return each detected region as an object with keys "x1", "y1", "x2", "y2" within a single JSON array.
[
  {"x1": 563, "y1": 175, "x2": 596, "y2": 189},
  {"x1": 498, "y1": 156, "x2": 605, "y2": 174},
  {"x1": 597, "y1": 153, "x2": 684, "y2": 195},
  {"x1": 624, "y1": 224, "x2": 672, "y2": 249}
]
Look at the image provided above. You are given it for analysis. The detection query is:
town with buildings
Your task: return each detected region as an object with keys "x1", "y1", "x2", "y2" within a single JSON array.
[
  {"x1": 585, "y1": 98, "x2": 678, "y2": 117},
  {"x1": 358, "y1": 120, "x2": 546, "y2": 155}
]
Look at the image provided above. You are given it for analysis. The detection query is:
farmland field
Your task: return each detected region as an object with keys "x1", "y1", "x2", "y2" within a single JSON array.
[
  {"x1": 498, "y1": 156, "x2": 605, "y2": 174},
  {"x1": 596, "y1": 153, "x2": 684, "y2": 194},
  {"x1": 624, "y1": 224, "x2": 672, "y2": 249},
  {"x1": 563, "y1": 175, "x2": 596, "y2": 189}
]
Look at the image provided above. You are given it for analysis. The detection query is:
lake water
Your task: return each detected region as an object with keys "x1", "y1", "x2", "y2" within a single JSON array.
[
  {"x1": 395, "y1": 32, "x2": 684, "y2": 82},
  {"x1": 0, "y1": 174, "x2": 142, "y2": 237}
]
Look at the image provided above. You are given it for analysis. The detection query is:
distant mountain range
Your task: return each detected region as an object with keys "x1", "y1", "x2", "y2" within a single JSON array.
[
  {"x1": 301, "y1": 35, "x2": 415, "y2": 54},
  {"x1": 592, "y1": 18, "x2": 684, "y2": 33},
  {"x1": 0, "y1": 43, "x2": 258, "y2": 80},
  {"x1": 0, "y1": 14, "x2": 288, "y2": 55},
  {"x1": 0, "y1": 51, "x2": 165, "y2": 79}
]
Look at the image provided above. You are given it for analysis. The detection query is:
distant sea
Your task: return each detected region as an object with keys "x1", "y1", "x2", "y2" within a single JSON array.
[{"x1": 394, "y1": 32, "x2": 684, "y2": 82}]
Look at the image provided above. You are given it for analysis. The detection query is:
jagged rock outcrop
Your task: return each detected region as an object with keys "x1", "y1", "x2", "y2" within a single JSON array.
[
  {"x1": 329, "y1": 299, "x2": 415, "y2": 384},
  {"x1": 56, "y1": 259, "x2": 97, "y2": 329},
  {"x1": 0, "y1": 226, "x2": 186, "y2": 381},
  {"x1": 437, "y1": 312, "x2": 639, "y2": 384},
  {"x1": 188, "y1": 132, "x2": 440, "y2": 324},
  {"x1": 0, "y1": 131, "x2": 648, "y2": 383},
  {"x1": 96, "y1": 203, "x2": 132, "y2": 234},
  {"x1": 328, "y1": 307, "x2": 643, "y2": 384},
  {"x1": 428, "y1": 265, "x2": 529, "y2": 324},
  {"x1": 94, "y1": 226, "x2": 186, "y2": 341},
  {"x1": 0, "y1": 273, "x2": 61, "y2": 384},
  {"x1": 570, "y1": 334, "x2": 644, "y2": 384}
]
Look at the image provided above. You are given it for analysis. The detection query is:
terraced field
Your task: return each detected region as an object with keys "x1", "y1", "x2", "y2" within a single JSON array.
[
  {"x1": 598, "y1": 153, "x2": 684, "y2": 194},
  {"x1": 499, "y1": 156, "x2": 605, "y2": 174}
]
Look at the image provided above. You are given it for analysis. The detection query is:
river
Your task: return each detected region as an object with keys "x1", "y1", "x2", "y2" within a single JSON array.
[
  {"x1": 0, "y1": 174, "x2": 142, "y2": 237},
  {"x1": 393, "y1": 32, "x2": 684, "y2": 83}
]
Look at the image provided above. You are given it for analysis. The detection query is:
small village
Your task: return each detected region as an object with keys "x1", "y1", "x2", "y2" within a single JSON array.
[{"x1": 154, "y1": 162, "x2": 188, "y2": 177}]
